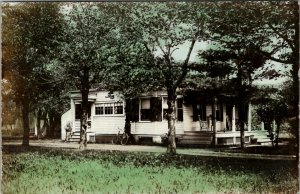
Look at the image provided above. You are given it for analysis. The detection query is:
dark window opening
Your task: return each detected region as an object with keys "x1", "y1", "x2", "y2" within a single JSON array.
[
  {"x1": 141, "y1": 109, "x2": 151, "y2": 121},
  {"x1": 150, "y1": 97, "x2": 162, "y2": 121},
  {"x1": 95, "y1": 106, "x2": 103, "y2": 115},
  {"x1": 114, "y1": 102, "x2": 123, "y2": 114},
  {"x1": 177, "y1": 98, "x2": 183, "y2": 121},
  {"x1": 105, "y1": 104, "x2": 113, "y2": 115},
  {"x1": 141, "y1": 99, "x2": 151, "y2": 121},
  {"x1": 75, "y1": 104, "x2": 81, "y2": 120},
  {"x1": 216, "y1": 103, "x2": 223, "y2": 121},
  {"x1": 76, "y1": 103, "x2": 92, "y2": 119},
  {"x1": 193, "y1": 104, "x2": 206, "y2": 121},
  {"x1": 177, "y1": 109, "x2": 183, "y2": 121}
]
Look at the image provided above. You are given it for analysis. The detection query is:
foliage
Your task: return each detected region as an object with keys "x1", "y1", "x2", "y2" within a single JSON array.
[
  {"x1": 114, "y1": 2, "x2": 212, "y2": 153},
  {"x1": 2, "y1": 2, "x2": 65, "y2": 143},
  {"x1": 55, "y1": 3, "x2": 120, "y2": 148},
  {"x1": 2, "y1": 147, "x2": 298, "y2": 193},
  {"x1": 248, "y1": 1, "x2": 299, "y2": 149},
  {"x1": 253, "y1": 86, "x2": 289, "y2": 146}
]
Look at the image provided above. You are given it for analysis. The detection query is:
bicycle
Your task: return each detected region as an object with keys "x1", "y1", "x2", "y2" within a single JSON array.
[{"x1": 112, "y1": 128, "x2": 129, "y2": 145}]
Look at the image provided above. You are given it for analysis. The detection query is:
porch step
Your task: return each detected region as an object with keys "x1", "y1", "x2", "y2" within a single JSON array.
[
  {"x1": 67, "y1": 132, "x2": 80, "y2": 143},
  {"x1": 178, "y1": 131, "x2": 213, "y2": 145},
  {"x1": 179, "y1": 140, "x2": 212, "y2": 145},
  {"x1": 251, "y1": 130, "x2": 272, "y2": 145},
  {"x1": 184, "y1": 131, "x2": 213, "y2": 136}
]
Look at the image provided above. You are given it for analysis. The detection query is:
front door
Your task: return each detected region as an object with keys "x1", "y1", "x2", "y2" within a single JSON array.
[{"x1": 74, "y1": 102, "x2": 92, "y2": 132}]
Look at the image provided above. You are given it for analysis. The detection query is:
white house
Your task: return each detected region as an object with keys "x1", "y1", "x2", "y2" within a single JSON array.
[{"x1": 61, "y1": 89, "x2": 261, "y2": 145}]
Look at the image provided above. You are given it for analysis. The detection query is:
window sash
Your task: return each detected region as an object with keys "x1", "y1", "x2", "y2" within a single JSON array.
[
  {"x1": 141, "y1": 99, "x2": 150, "y2": 109},
  {"x1": 95, "y1": 107, "x2": 103, "y2": 115},
  {"x1": 95, "y1": 102, "x2": 123, "y2": 115}
]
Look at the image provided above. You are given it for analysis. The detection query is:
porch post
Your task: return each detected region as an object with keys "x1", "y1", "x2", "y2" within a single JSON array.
[
  {"x1": 212, "y1": 97, "x2": 217, "y2": 146},
  {"x1": 71, "y1": 99, "x2": 75, "y2": 133},
  {"x1": 223, "y1": 104, "x2": 226, "y2": 131},
  {"x1": 34, "y1": 116, "x2": 38, "y2": 136},
  {"x1": 232, "y1": 105, "x2": 236, "y2": 132},
  {"x1": 261, "y1": 122, "x2": 265, "y2": 131},
  {"x1": 272, "y1": 120, "x2": 276, "y2": 132},
  {"x1": 247, "y1": 102, "x2": 252, "y2": 131}
]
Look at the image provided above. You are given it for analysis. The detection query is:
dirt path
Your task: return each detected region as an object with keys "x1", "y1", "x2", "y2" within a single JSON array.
[{"x1": 2, "y1": 139, "x2": 296, "y2": 161}]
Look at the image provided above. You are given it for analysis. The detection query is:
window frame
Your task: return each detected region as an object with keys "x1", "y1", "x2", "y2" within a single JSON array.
[
  {"x1": 94, "y1": 102, "x2": 124, "y2": 116},
  {"x1": 162, "y1": 97, "x2": 183, "y2": 122},
  {"x1": 139, "y1": 98, "x2": 151, "y2": 122}
]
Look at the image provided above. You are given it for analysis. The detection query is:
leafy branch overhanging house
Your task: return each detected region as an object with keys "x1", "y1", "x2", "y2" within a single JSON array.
[{"x1": 61, "y1": 88, "x2": 269, "y2": 145}]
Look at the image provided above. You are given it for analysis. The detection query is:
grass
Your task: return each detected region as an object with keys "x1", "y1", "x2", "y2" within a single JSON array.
[{"x1": 2, "y1": 145, "x2": 298, "y2": 194}]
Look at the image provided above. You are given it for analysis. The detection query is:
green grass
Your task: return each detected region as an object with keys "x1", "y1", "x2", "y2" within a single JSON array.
[{"x1": 2, "y1": 145, "x2": 298, "y2": 194}]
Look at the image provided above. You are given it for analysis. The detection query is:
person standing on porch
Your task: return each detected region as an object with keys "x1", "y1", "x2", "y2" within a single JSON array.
[{"x1": 226, "y1": 115, "x2": 231, "y2": 131}]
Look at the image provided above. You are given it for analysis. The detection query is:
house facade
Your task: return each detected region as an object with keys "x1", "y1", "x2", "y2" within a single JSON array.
[{"x1": 61, "y1": 90, "x2": 257, "y2": 145}]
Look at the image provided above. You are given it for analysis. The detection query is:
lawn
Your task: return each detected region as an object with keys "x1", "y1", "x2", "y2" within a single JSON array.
[{"x1": 2, "y1": 145, "x2": 298, "y2": 194}]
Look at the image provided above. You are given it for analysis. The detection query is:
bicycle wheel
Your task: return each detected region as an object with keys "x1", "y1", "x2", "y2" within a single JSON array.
[
  {"x1": 112, "y1": 135, "x2": 118, "y2": 144},
  {"x1": 121, "y1": 133, "x2": 129, "y2": 145}
]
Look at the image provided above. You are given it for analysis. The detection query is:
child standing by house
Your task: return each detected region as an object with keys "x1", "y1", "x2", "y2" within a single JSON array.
[{"x1": 65, "y1": 122, "x2": 72, "y2": 141}]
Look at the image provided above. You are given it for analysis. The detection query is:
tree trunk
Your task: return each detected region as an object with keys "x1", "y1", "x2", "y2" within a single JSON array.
[
  {"x1": 166, "y1": 89, "x2": 176, "y2": 155},
  {"x1": 238, "y1": 102, "x2": 247, "y2": 149},
  {"x1": 212, "y1": 97, "x2": 217, "y2": 146},
  {"x1": 22, "y1": 101, "x2": 30, "y2": 146},
  {"x1": 124, "y1": 98, "x2": 134, "y2": 144},
  {"x1": 79, "y1": 67, "x2": 90, "y2": 150},
  {"x1": 46, "y1": 112, "x2": 55, "y2": 138},
  {"x1": 53, "y1": 114, "x2": 61, "y2": 138},
  {"x1": 275, "y1": 125, "x2": 279, "y2": 148},
  {"x1": 48, "y1": 112, "x2": 57, "y2": 138},
  {"x1": 292, "y1": 3, "x2": 299, "y2": 168},
  {"x1": 237, "y1": 62, "x2": 246, "y2": 149},
  {"x1": 36, "y1": 109, "x2": 42, "y2": 139}
]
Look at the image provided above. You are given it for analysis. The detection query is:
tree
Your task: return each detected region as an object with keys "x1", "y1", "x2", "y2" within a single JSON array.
[
  {"x1": 118, "y1": 2, "x2": 211, "y2": 154},
  {"x1": 56, "y1": 3, "x2": 118, "y2": 149},
  {"x1": 198, "y1": 2, "x2": 268, "y2": 148},
  {"x1": 249, "y1": 2, "x2": 299, "y2": 148},
  {"x1": 254, "y1": 86, "x2": 288, "y2": 147},
  {"x1": 104, "y1": 34, "x2": 163, "y2": 143},
  {"x1": 2, "y1": 3, "x2": 63, "y2": 145}
]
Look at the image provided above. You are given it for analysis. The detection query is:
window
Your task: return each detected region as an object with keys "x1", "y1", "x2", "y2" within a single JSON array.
[
  {"x1": 193, "y1": 104, "x2": 206, "y2": 121},
  {"x1": 95, "y1": 102, "x2": 123, "y2": 115},
  {"x1": 95, "y1": 105, "x2": 103, "y2": 115},
  {"x1": 140, "y1": 98, "x2": 151, "y2": 121},
  {"x1": 163, "y1": 98, "x2": 183, "y2": 121},
  {"x1": 114, "y1": 102, "x2": 123, "y2": 114},
  {"x1": 177, "y1": 98, "x2": 183, "y2": 121},
  {"x1": 163, "y1": 97, "x2": 168, "y2": 120},
  {"x1": 104, "y1": 103, "x2": 113, "y2": 114}
]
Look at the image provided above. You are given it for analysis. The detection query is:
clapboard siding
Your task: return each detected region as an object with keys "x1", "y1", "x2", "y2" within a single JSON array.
[
  {"x1": 183, "y1": 105, "x2": 211, "y2": 131},
  {"x1": 92, "y1": 116, "x2": 125, "y2": 134},
  {"x1": 183, "y1": 104, "x2": 226, "y2": 131},
  {"x1": 131, "y1": 121, "x2": 184, "y2": 135},
  {"x1": 183, "y1": 105, "x2": 193, "y2": 131},
  {"x1": 61, "y1": 109, "x2": 72, "y2": 140}
]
